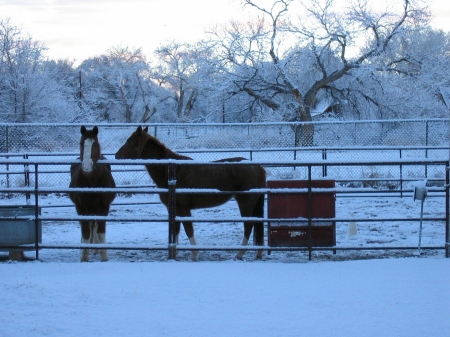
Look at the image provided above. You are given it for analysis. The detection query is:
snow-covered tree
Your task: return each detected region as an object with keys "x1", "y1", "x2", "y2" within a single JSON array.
[
  {"x1": 77, "y1": 46, "x2": 167, "y2": 123},
  {"x1": 203, "y1": 18, "x2": 282, "y2": 122},
  {"x1": 0, "y1": 18, "x2": 77, "y2": 122},
  {"x1": 225, "y1": 0, "x2": 432, "y2": 144}
]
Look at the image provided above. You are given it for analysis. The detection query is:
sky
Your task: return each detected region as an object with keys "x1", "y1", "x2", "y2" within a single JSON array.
[
  {"x1": 1, "y1": 0, "x2": 449, "y2": 65},
  {"x1": 0, "y1": 0, "x2": 247, "y2": 64}
]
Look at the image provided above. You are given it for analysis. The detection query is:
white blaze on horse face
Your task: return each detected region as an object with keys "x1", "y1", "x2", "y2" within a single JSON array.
[{"x1": 82, "y1": 138, "x2": 94, "y2": 172}]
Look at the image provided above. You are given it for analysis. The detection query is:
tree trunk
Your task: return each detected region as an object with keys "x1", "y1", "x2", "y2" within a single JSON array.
[
  {"x1": 293, "y1": 90, "x2": 314, "y2": 146},
  {"x1": 140, "y1": 105, "x2": 156, "y2": 123},
  {"x1": 177, "y1": 90, "x2": 184, "y2": 121},
  {"x1": 119, "y1": 86, "x2": 132, "y2": 122},
  {"x1": 184, "y1": 90, "x2": 198, "y2": 121}
]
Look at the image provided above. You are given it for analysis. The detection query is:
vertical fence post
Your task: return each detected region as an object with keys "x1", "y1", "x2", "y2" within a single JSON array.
[
  {"x1": 425, "y1": 120, "x2": 429, "y2": 178},
  {"x1": 307, "y1": 165, "x2": 312, "y2": 261},
  {"x1": 293, "y1": 148, "x2": 297, "y2": 171},
  {"x1": 446, "y1": 161, "x2": 449, "y2": 258},
  {"x1": 322, "y1": 148, "x2": 327, "y2": 177},
  {"x1": 400, "y1": 149, "x2": 403, "y2": 198},
  {"x1": 6, "y1": 125, "x2": 10, "y2": 196},
  {"x1": 5, "y1": 125, "x2": 9, "y2": 153},
  {"x1": 167, "y1": 162, "x2": 177, "y2": 259},
  {"x1": 294, "y1": 124, "x2": 299, "y2": 147},
  {"x1": 34, "y1": 163, "x2": 39, "y2": 260},
  {"x1": 24, "y1": 154, "x2": 30, "y2": 204}
]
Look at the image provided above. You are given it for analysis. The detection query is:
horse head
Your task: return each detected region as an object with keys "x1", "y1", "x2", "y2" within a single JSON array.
[
  {"x1": 80, "y1": 125, "x2": 101, "y2": 172},
  {"x1": 115, "y1": 126, "x2": 149, "y2": 159}
]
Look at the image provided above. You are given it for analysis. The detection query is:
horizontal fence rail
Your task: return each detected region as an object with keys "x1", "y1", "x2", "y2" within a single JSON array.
[
  {"x1": 0, "y1": 157, "x2": 449, "y2": 261},
  {"x1": 1, "y1": 145, "x2": 448, "y2": 193}
]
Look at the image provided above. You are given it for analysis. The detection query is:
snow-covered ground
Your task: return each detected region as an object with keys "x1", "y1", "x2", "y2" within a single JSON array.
[
  {"x1": 1, "y1": 188, "x2": 449, "y2": 336},
  {"x1": 1, "y1": 258, "x2": 449, "y2": 337}
]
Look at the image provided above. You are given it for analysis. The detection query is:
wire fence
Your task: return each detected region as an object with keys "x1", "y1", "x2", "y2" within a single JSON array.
[
  {"x1": 0, "y1": 118, "x2": 448, "y2": 152},
  {"x1": 0, "y1": 119, "x2": 449, "y2": 190},
  {"x1": 1, "y1": 119, "x2": 449, "y2": 261},
  {"x1": 0, "y1": 146, "x2": 447, "y2": 193}
]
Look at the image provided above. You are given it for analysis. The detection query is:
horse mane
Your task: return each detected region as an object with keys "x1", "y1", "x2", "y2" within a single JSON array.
[{"x1": 141, "y1": 132, "x2": 192, "y2": 160}]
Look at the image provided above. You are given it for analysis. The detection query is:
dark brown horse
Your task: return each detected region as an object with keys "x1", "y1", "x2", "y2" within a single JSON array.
[
  {"x1": 69, "y1": 126, "x2": 116, "y2": 262},
  {"x1": 115, "y1": 126, "x2": 266, "y2": 260}
]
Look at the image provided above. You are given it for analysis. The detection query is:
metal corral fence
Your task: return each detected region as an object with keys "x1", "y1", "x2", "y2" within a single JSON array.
[
  {"x1": 1, "y1": 119, "x2": 449, "y2": 261},
  {"x1": 1, "y1": 146, "x2": 448, "y2": 194},
  {"x1": 0, "y1": 158, "x2": 449, "y2": 261}
]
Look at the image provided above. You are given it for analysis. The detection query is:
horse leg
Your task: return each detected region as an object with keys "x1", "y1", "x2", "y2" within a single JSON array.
[
  {"x1": 236, "y1": 223, "x2": 253, "y2": 260},
  {"x1": 90, "y1": 221, "x2": 99, "y2": 255},
  {"x1": 184, "y1": 221, "x2": 198, "y2": 261},
  {"x1": 96, "y1": 220, "x2": 108, "y2": 262},
  {"x1": 178, "y1": 209, "x2": 198, "y2": 261},
  {"x1": 235, "y1": 194, "x2": 265, "y2": 260},
  {"x1": 171, "y1": 222, "x2": 181, "y2": 259},
  {"x1": 254, "y1": 223, "x2": 264, "y2": 260},
  {"x1": 80, "y1": 220, "x2": 91, "y2": 262}
]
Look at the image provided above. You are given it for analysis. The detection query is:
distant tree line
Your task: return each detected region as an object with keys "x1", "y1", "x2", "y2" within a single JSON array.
[{"x1": 1, "y1": 1, "x2": 449, "y2": 141}]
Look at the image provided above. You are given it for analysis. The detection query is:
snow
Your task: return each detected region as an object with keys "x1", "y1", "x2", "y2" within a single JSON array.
[
  {"x1": 0, "y1": 259, "x2": 448, "y2": 337},
  {"x1": 1, "y1": 185, "x2": 449, "y2": 336}
]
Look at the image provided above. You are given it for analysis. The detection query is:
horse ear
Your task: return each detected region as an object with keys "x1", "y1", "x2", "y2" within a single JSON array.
[
  {"x1": 143, "y1": 126, "x2": 148, "y2": 133},
  {"x1": 93, "y1": 126, "x2": 99, "y2": 136},
  {"x1": 136, "y1": 126, "x2": 142, "y2": 133},
  {"x1": 80, "y1": 126, "x2": 86, "y2": 135}
]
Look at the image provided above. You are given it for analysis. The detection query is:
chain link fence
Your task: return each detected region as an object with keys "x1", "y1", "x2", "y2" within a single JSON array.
[
  {"x1": 1, "y1": 119, "x2": 448, "y2": 152},
  {"x1": 0, "y1": 119, "x2": 449, "y2": 190}
]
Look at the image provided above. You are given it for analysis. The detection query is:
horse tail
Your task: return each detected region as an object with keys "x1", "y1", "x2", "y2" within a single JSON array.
[{"x1": 253, "y1": 193, "x2": 265, "y2": 246}]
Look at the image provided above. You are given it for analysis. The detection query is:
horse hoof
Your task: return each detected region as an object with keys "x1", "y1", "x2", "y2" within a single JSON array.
[
  {"x1": 81, "y1": 250, "x2": 89, "y2": 262},
  {"x1": 256, "y1": 251, "x2": 263, "y2": 260},
  {"x1": 191, "y1": 251, "x2": 199, "y2": 262},
  {"x1": 100, "y1": 252, "x2": 109, "y2": 262}
]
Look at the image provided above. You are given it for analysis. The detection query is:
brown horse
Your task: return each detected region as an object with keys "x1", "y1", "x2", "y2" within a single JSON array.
[
  {"x1": 115, "y1": 126, "x2": 266, "y2": 260},
  {"x1": 69, "y1": 126, "x2": 116, "y2": 262}
]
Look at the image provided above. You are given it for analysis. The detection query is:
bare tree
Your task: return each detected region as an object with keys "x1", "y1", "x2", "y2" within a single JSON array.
[
  {"x1": 241, "y1": 0, "x2": 429, "y2": 145},
  {"x1": 0, "y1": 18, "x2": 58, "y2": 122},
  {"x1": 153, "y1": 42, "x2": 205, "y2": 122},
  {"x1": 204, "y1": 18, "x2": 283, "y2": 122},
  {"x1": 78, "y1": 46, "x2": 152, "y2": 122}
]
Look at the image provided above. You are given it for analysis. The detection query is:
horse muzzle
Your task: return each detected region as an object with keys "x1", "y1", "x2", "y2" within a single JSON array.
[{"x1": 82, "y1": 159, "x2": 94, "y2": 172}]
